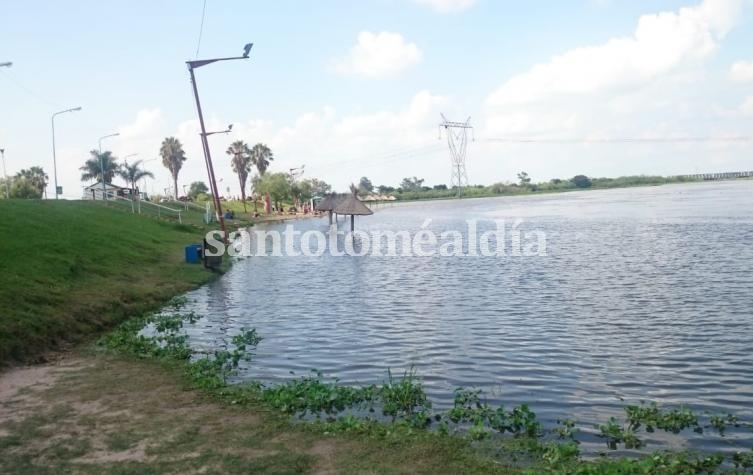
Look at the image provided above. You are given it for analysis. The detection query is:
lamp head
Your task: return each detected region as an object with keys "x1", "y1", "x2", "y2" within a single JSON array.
[{"x1": 243, "y1": 43, "x2": 253, "y2": 58}]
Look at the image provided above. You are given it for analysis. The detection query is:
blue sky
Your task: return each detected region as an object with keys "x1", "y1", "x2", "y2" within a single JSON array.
[{"x1": 2, "y1": 0, "x2": 752, "y2": 197}]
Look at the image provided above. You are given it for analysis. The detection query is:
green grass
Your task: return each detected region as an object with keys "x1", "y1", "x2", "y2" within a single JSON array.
[{"x1": 0, "y1": 199, "x2": 219, "y2": 365}]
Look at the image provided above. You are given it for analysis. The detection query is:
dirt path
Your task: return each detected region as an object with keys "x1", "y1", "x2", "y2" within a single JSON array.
[
  {"x1": 0, "y1": 354, "x2": 505, "y2": 474},
  {"x1": 0, "y1": 355, "x2": 342, "y2": 474}
]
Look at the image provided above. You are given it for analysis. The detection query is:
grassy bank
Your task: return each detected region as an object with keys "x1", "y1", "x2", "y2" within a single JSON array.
[{"x1": 0, "y1": 199, "x2": 218, "y2": 365}]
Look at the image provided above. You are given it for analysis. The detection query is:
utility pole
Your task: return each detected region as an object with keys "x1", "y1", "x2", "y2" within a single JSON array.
[
  {"x1": 52, "y1": 107, "x2": 82, "y2": 199},
  {"x1": 98, "y1": 133, "x2": 119, "y2": 200},
  {"x1": 187, "y1": 43, "x2": 252, "y2": 241},
  {"x1": 0, "y1": 148, "x2": 8, "y2": 198},
  {"x1": 439, "y1": 114, "x2": 473, "y2": 198},
  {"x1": 1, "y1": 65, "x2": 11, "y2": 198}
]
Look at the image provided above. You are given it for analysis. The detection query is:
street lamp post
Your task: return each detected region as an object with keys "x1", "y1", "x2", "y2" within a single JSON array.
[
  {"x1": 51, "y1": 107, "x2": 82, "y2": 199},
  {"x1": 1, "y1": 65, "x2": 11, "y2": 197},
  {"x1": 141, "y1": 157, "x2": 159, "y2": 199},
  {"x1": 186, "y1": 43, "x2": 252, "y2": 241},
  {"x1": 123, "y1": 153, "x2": 138, "y2": 211},
  {"x1": 0, "y1": 148, "x2": 8, "y2": 198},
  {"x1": 98, "y1": 133, "x2": 120, "y2": 200}
]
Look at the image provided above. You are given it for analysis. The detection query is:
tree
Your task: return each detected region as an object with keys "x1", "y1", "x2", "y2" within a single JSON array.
[
  {"x1": 358, "y1": 176, "x2": 374, "y2": 194},
  {"x1": 399, "y1": 176, "x2": 424, "y2": 192},
  {"x1": 517, "y1": 171, "x2": 531, "y2": 187},
  {"x1": 291, "y1": 179, "x2": 313, "y2": 204},
  {"x1": 0, "y1": 177, "x2": 10, "y2": 199},
  {"x1": 118, "y1": 160, "x2": 154, "y2": 199},
  {"x1": 226, "y1": 140, "x2": 252, "y2": 211},
  {"x1": 378, "y1": 185, "x2": 395, "y2": 194},
  {"x1": 308, "y1": 178, "x2": 331, "y2": 196},
  {"x1": 10, "y1": 177, "x2": 40, "y2": 199},
  {"x1": 249, "y1": 143, "x2": 274, "y2": 176},
  {"x1": 255, "y1": 172, "x2": 290, "y2": 210},
  {"x1": 160, "y1": 137, "x2": 187, "y2": 199},
  {"x1": 16, "y1": 167, "x2": 48, "y2": 197},
  {"x1": 188, "y1": 181, "x2": 209, "y2": 200},
  {"x1": 570, "y1": 175, "x2": 592, "y2": 188},
  {"x1": 433, "y1": 184, "x2": 448, "y2": 190},
  {"x1": 80, "y1": 150, "x2": 120, "y2": 184}
]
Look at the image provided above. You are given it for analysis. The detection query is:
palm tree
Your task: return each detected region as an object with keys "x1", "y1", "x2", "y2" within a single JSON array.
[
  {"x1": 249, "y1": 143, "x2": 273, "y2": 176},
  {"x1": 80, "y1": 150, "x2": 120, "y2": 184},
  {"x1": 160, "y1": 137, "x2": 186, "y2": 199},
  {"x1": 119, "y1": 160, "x2": 154, "y2": 198},
  {"x1": 226, "y1": 140, "x2": 252, "y2": 212},
  {"x1": 17, "y1": 166, "x2": 49, "y2": 198}
]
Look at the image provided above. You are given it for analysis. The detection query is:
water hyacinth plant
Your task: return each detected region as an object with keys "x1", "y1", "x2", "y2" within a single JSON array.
[{"x1": 98, "y1": 305, "x2": 753, "y2": 472}]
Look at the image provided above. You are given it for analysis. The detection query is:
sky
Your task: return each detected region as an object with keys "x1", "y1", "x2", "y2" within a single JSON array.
[{"x1": 1, "y1": 0, "x2": 753, "y2": 198}]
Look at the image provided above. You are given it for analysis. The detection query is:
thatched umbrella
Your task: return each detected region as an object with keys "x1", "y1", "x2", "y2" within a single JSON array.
[
  {"x1": 334, "y1": 186, "x2": 373, "y2": 233},
  {"x1": 316, "y1": 193, "x2": 337, "y2": 224}
]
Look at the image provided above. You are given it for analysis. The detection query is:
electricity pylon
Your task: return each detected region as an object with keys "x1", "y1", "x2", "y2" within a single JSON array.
[{"x1": 439, "y1": 114, "x2": 473, "y2": 197}]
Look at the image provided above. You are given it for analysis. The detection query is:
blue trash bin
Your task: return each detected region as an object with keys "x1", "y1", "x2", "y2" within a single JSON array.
[{"x1": 185, "y1": 244, "x2": 202, "y2": 264}]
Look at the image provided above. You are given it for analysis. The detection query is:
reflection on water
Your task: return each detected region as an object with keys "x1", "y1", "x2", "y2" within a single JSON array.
[{"x1": 179, "y1": 181, "x2": 753, "y2": 453}]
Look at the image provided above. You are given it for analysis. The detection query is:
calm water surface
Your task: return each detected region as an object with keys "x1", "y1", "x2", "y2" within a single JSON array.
[{"x1": 178, "y1": 181, "x2": 753, "y2": 453}]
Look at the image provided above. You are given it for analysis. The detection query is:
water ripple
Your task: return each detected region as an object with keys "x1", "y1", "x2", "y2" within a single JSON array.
[{"x1": 179, "y1": 182, "x2": 753, "y2": 454}]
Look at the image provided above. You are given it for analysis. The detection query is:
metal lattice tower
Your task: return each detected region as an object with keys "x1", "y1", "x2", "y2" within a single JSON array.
[{"x1": 439, "y1": 114, "x2": 473, "y2": 197}]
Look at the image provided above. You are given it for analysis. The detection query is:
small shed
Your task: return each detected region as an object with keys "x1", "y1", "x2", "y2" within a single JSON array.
[{"x1": 82, "y1": 182, "x2": 127, "y2": 200}]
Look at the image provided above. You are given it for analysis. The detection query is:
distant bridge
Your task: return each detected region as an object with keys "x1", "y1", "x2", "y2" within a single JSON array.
[{"x1": 678, "y1": 171, "x2": 753, "y2": 181}]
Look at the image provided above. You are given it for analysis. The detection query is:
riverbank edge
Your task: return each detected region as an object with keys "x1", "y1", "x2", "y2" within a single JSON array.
[
  {"x1": 388, "y1": 178, "x2": 753, "y2": 205},
  {"x1": 94, "y1": 306, "x2": 753, "y2": 474}
]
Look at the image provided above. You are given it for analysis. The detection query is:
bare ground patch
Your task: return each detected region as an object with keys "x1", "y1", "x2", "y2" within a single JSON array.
[{"x1": 0, "y1": 353, "x2": 506, "y2": 474}]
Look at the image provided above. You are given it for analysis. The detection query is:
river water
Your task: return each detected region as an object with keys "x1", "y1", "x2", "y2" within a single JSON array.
[{"x1": 179, "y1": 181, "x2": 753, "y2": 453}]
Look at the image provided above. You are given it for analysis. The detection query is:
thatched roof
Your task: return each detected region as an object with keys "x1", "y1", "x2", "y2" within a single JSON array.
[
  {"x1": 334, "y1": 193, "x2": 373, "y2": 216},
  {"x1": 316, "y1": 193, "x2": 337, "y2": 211}
]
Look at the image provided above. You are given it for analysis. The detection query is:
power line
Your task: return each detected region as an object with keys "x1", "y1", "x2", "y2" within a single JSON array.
[
  {"x1": 0, "y1": 69, "x2": 59, "y2": 108},
  {"x1": 482, "y1": 136, "x2": 753, "y2": 144},
  {"x1": 195, "y1": 0, "x2": 208, "y2": 59},
  {"x1": 312, "y1": 142, "x2": 443, "y2": 172}
]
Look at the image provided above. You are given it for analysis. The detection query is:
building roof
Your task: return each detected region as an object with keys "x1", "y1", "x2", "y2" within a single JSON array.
[{"x1": 83, "y1": 181, "x2": 126, "y2": 190}]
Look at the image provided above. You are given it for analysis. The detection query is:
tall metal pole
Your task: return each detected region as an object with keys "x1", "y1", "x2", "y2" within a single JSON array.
[
  {"x1": 98, "y1": 138, "x2": 106, "y2": 201},
  {"x1": 98, "y1": 133, "x2": 119, "y2": 201},
  {"x1": 51, "y1": 107, "x2": 82, "y2": 200},
  {"x1": 0, "y1": 149, "x2": 8, "y2": 198},
  {"x1": 51, "y1": 116, "x2": 57, "y2": 199},
  {"x1": 1, "y1": 66, "x2": 11, "y2": 198},
  {"x1": 188, "y1": 66, "x2": 226, "y2": 239}
]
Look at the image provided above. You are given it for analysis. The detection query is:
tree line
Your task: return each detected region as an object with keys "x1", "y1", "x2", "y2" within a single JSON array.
[{"x1": 354, "y1": 172, "x2": 701, "y2": 200}]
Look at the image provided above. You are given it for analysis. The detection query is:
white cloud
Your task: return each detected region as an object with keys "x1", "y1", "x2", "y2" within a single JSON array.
[
  {"x1": 730, "y1": 60, "x2": 753, "y2": 82},
  {"x1": 217, "y1": 91, "x2": 448, "y2": 190},
  {"x1": 411, "y1": 0, "x2": 475, "y2": 13},
  {"x1": 117, "y1": 108, "x2": 163, "y2": 139},
  {"x1": 739, "y1": 96, "x2": 753, "y2": 115},
  {"x1": 486, "y1": 0, "x2": 743, "y2": 107},
  {"x1": 122, "y1": 91, "x2": 448, "y2": 197},
  {"x1": 332, "y1": 31, "x2": 422, "y2": 78},
  {"x1": 475, "y1": 0, "x2": 752, "y2": 182}
]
